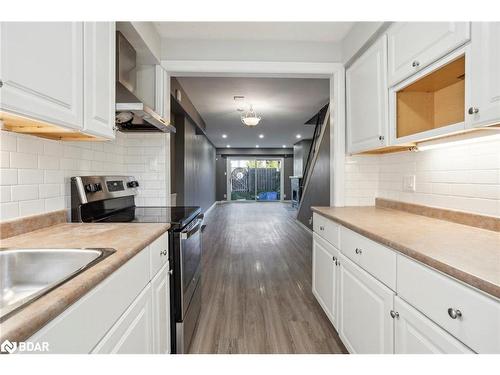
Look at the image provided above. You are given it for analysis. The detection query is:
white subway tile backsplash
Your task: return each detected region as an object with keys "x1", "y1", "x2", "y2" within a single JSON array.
[
  {"x1": 346, "y1": 139, "x2": 500, "y2": 217},
  {"x1": 19, "y1": 199, "x2": 45, "y2": 216},
  {"x1": 18, "y1": 169, "x2": 44, "y2": 184},
  {"x1": 0, "y1": 169, "x2": 18, "y2": 185},
  {"x1": 0, "y1": 130, "x2": 169, "y2": 221},
  {"x1": 11, "y1": 185, "x2": 39, "y2": 201},
  {"x1": 10, "y1": 152, "x2": 38, "y2": 169}
]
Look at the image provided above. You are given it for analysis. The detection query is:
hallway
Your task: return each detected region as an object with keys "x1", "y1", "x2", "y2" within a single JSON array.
[{"x1": 189, "y1": 202, "x2": 346, "y2": 353}]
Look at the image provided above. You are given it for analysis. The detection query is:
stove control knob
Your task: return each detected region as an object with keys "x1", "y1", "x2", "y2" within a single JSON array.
[
  {"x1": 84, "y1": 183, "x2": 102, "y2": 193},
  {"x1": 127, "y1": 180, "x2": 139, "y2": 188},
  {"x1": 94, "y1": 183, "x2": 102, "y2": 192}
]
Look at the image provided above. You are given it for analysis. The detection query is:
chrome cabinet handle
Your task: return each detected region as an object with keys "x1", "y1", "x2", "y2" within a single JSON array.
[
  {"x1": 468, "y1": 107, "x2": 479, "y2": 115},
  {"x1": 168, "y1": 269, "x2": 173, "y2": 275},
  {"x1": 378, "y1": 135, "x2": 385, "y2": 141},
  {"x1": 160, "y1": 249, "x2": 167, "y2": 256},
  {"x1": 412, "y1": 60, "x2": 420, "y2": 67},
  {"x1": 332, "y1": 256, "x2": 336, "y2": 262},
  {"x1": 319, "y1": 225, "x2": 325, "y2": 231},
  {"x1": 390, "y1": 310, "x2": 399, "y2": 319},
  {"x1": 355, "y1": 248, "x2": 362, "y2": 255},
  {"x1": 447, "y1": 308, "x2": 462, "y2": 319}
]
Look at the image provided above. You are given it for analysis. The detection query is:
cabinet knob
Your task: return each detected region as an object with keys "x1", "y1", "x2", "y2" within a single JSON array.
[
  {"x1": 168, "y1": 269, "x2": 174, "y2": 275},
  {"x1": 378, "y1": 135, "x2": 385, "y2": 141},
  {"x1": 355, "y1": 247, "x2": 363, "y2": 255},
  {"x1": 390, "y1": 310, "x2": 400, "y2": 319},
  {"x1": 412, "y1": 60, "x2": 420, "y2": 68},
  {"x1": 447, "y1": 308, "x2": 462, "y2": 319},
  {"x1": 319, "y1": 225, "x2": 325, "y2": 231},
  {"x1": 468, "y1": 107, "x2": 479, "y2": 115},
  {"x1": 0, "y1": 80, "x2": 3, "y2": 88},
  {"x1": 160, "y1": 249, "x2": 167, "y2": 256},
  {"x1": 332, "y1": 256, "x2": 336, "y2": 262}
]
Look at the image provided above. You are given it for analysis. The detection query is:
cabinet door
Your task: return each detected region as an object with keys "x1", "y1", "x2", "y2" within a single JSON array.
[
  {"x1": 467, "y1": 22, "x2": 500, "y2": 128},
  {"x1": 152, "y1": 264, "x2": 171, "y2": 354},
  {"x1": 346, "y1": 35, "x2": 388, "y2": 154},
  {"x1": 92, "y1": 285, "x2": 153, "y2": 354},
  {"x1": 388, "y1": 22, "x2": 470, "y2": 85},
  {"x1": 312, "y1": 233, "x2": 339, "y2": 327},
  {"x1": 338, "y1": 254, "x2": 394, "y2": 354},
  {"x1": 394, "y1": 297, "x2": 474, "y2": 354},
  {"x1": 83, "y1": 22, "x2": 115, "y2": 139},
  {"x1": 0, "y1": 22, "x2": 84, "y2": 129}
]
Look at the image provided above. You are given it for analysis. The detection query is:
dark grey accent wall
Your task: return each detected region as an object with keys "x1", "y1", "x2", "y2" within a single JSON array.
[
  {"x1": 171, "y1": 111, "x2": 216, "y2": 212},
  {"x1": 215, "y1": 149, "x2": 294, "y2": 201},
  {"x1": 293, "y1": 139, "x2": 312, "y2": 177},
  {"x1": 297, "y1": 120, "x2": 330, "y2": 229}
]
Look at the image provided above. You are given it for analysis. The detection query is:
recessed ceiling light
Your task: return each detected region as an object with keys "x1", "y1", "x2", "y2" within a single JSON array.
[
  {"x1": 222, "y1": 134, "x2": 227, "y2": 139},
  {"x1": 282, "y1": 145, "x2": 286, "y2": 148},
  {"x1": 226, "y1": 145, "x2": 231, "y2": 148},
  {"x1": 259, "y1": 134, "x2": 264, "y2": 139},
  {"x1": 256, "y1": 145, "x2": 260, "y2": 148},
  {"x1": 296, "y1": 134, "x2": 302, "y2": 139}
]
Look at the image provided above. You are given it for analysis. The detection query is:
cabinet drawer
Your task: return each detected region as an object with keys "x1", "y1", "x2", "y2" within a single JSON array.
[
  {"x1": 340, "y1": 226, "x2": 396, "y2": 290},
  {"x1": 397, "y1": 255, "x2": 500, "y2": 353},
  {"x1": 149, "y1": 232, "x2": 169, "y2": 278},
  {"x1": 313, "y1": 213, "x2": 340, "y2": 248}
]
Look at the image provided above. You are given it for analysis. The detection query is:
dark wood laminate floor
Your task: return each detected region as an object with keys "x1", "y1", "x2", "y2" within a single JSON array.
[{"x1": 189, "y1": 202, "x2": 347, "y2": 354}]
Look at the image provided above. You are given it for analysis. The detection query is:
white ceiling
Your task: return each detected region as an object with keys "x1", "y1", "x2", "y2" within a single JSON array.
[
  {"x1": 154, "y1": 22, "x2": 354, "y2": 42},
  {"x1": 177, "y1": 77, "x2": 329, "y2": 148}
]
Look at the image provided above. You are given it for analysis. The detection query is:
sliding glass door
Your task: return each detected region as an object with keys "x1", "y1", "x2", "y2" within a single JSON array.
[{"x1": 228, "y1": 158, "x2": 283, "y2": 201}]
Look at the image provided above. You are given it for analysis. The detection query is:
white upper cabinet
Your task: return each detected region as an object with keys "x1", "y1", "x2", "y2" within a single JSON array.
[
  {"x1": 83, "y1": 22, "x2": 116, "y2": 139},
  {"x1": 387, "y1": 22, "x2": 470, "y2": 86},
  {"x1": 346, "y1": 35, "x2": 388, "y2": 154},
  {"x1": 0, "y1": 22, "x2": 84, "y2": 130},
  {"x1": 394, "y1": 297, "x2": 474, "y2": 354},
  {"x1": 467, "y1": 22, "x2": 500, "y2": 128}
]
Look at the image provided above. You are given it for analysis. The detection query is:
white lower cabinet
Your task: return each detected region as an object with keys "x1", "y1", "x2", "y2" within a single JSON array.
[
  {"x1": 27, "y1": 233, "x2": 170, "y2": 354},
  {"x1": 338, "y1": 254, "x2": 394, "y2": 354},
  {"x1": 394, "y1": 297, "x2": 473, "y2": 354},
  {"x1": 312, "y1": 233, "x2": 339, "y2": 328},
  {"x1": 92, "y1": 285, "x2": 153, "y2": 354},
  {"x1": 152, "y1": 264, "x2": 171, "y2": 354}
]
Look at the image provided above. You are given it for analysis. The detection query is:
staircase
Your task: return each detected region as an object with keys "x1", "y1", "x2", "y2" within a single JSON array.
[{"x1": 296, "y1": 104, "x2": 331, "y2": 229}]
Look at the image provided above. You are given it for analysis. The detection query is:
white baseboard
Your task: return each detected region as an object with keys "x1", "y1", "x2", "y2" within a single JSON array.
[{"x1": 205, "y1": 201, "x2": 217, "y2": 216}]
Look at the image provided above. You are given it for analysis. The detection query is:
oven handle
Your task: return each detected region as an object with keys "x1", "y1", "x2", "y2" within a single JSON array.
[{"x1": 180, "y1": 219, "x2": 203, "y2": 240}]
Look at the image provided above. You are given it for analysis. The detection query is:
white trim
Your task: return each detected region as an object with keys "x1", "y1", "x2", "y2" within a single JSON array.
[
  {"x1": 204, "y1": 201, "x2": 217, "y2": 216},
  {"x1": 295, "y1": 218, "x2": 313, "y2": 235},
  {"x1": 163, "y1": 60, "x2": 345, "y2": 207},
  {"x1": 162, "y1": 60, "x2": 342, "y2": 78}
]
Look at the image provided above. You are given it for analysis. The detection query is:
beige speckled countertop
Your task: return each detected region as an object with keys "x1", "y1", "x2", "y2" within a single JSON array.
[
  {"x1": 0, "y1": 222, "x2": 170, "y2": 343},
  {"x1": 311, "y1": 206, "x2": 500, "y2": 299}
]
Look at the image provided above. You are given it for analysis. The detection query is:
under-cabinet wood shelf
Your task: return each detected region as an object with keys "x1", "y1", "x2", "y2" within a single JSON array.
[{"x1": 396, "y1": 56, "x2": 465, "y2": 138}]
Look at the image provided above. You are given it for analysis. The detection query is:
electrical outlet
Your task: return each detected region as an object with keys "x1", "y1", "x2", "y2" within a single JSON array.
[{"x1": 403, "y1": 175, "x2": 416, "y2": 192}]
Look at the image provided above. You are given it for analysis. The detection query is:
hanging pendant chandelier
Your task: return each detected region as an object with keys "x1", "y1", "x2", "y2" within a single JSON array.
[{"x1": 241, "y1": 105, "x2": 262, "y2": 127}]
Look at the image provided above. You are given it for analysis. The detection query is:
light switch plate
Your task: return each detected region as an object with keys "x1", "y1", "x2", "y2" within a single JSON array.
[{"x1": 403, "y1": 175, "x2": 416, "y2": 192}]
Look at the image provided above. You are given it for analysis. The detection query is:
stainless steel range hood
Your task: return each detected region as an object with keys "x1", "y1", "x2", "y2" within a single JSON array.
[{"x1": 115, "y1": 31, "x2": 175, "y2": 133}]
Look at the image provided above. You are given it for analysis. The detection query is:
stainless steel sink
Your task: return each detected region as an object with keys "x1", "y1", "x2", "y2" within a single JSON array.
[{"x1": 0, "y1": 248, "x2": 115, "y2": 321}]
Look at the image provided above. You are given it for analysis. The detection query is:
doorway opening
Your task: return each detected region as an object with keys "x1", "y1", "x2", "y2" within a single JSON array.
[{"x1": 227, "y1": 157, "x2": 284, "y2": 202}]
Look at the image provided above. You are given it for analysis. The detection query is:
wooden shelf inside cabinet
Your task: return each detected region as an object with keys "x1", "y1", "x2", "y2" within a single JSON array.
[{"x1": 397, "y1": 56, "x2": 465, "y2": 138}]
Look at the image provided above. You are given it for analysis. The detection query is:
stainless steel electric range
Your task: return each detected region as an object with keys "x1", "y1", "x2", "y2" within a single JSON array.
[{"x1": 70, "y1": 175, "x2": 203, "y2": 354}]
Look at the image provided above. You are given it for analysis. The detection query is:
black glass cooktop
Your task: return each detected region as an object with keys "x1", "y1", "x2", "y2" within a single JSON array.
[{"x1": 93, "y1": 205, "x2": 201, "y2": 228}]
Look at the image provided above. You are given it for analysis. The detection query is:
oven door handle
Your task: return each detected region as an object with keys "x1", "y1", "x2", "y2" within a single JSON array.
[{"x1": 180, "y1": 219, "x2": 203, "y2": 240}]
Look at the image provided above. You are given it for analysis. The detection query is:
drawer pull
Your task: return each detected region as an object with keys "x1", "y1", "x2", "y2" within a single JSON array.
[
  {"x1": 319, "y1": 225, "x2": 325, "y2": 231},
  {"x1": 412, "y1": 60, "x2": 420, "y2": 67},
  {"x1": 390, "y1": 310, "x2": 400, "y2": 319},
  {"x1": 355, "y1": 247, "x2": 362, "y2": 255},
  {"x1": 160, "y1": 249, "x2": 167, "y2": 256},
  {"x1": 332, "y1": 256, "x2": 336, "y2": 262},
  {"x1": 447, "y1": 308, "x2": 462, "y2": 319}
]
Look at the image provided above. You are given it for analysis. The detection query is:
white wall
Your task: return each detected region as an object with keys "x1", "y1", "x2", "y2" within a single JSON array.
[
  {"x1": 162, "y1": 39, "x2": 342, "y2": 63},
  {"x1": 344, "y1": 138, "x2": 500, "y2": 217},
  {"x1": 0, "y1": 130, "x2": 169, "y2": 221}
]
